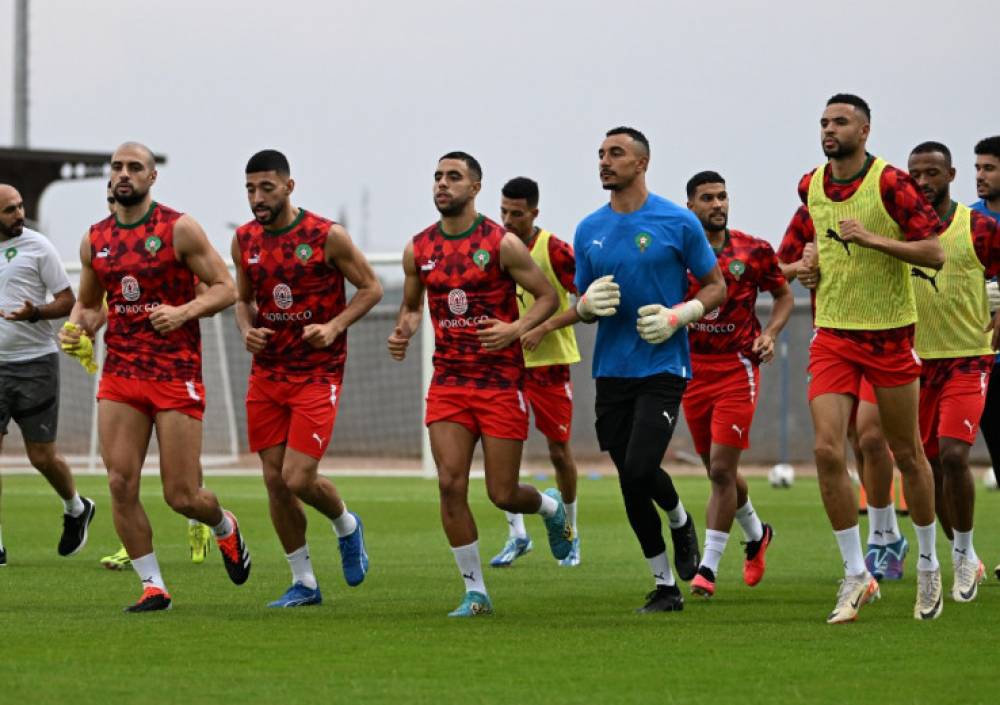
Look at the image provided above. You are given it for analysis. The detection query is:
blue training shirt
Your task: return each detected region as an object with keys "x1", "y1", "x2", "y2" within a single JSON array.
[
  {"x1": 574, "y1": 193, "x2": 717, "y2": 379},
  {"x1": 972, "y1": 199, "x2": 1000, "y2": 221}
]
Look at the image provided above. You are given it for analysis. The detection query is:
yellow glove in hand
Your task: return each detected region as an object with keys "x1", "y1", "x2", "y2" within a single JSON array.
[{"x1": 60, "y1": 322, "x2": 98, "y2": 374}]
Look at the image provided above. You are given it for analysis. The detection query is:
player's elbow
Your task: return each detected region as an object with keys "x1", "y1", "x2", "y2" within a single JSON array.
[
  {"x1": 366, "y1": 277, "x2": 385, "y2": 305},
  {"x1": 218, "y1": 279, "x2": 238, "y2": 308}
]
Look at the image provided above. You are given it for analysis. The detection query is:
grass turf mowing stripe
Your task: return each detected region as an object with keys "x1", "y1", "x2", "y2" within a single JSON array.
[{"x1": 0, "y1": 475, "x2": 996, "y2": 704}]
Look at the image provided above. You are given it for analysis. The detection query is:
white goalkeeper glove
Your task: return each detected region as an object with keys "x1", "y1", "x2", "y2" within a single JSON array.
[
  {"x1": 636, "y1": 300, "x2": 705, "y2": 344},
  {"x1": 987, "y1": 280, "x2": 1000, "y2": 313},
  {"x1": 576, "y1": 274, "x2": 621, "y2": 320}
]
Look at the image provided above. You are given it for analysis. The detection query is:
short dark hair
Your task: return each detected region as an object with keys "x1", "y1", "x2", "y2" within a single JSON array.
[
  {"x1": 439, "y1": 151, "x2": 482, "y2": 182},
  {"x1": 606, "y1": 126, "x2": 650, "y2": 155},
  {"x1": 910, "y1": 141, "x2": 952, "y2": 166},
  {"x1": 246, "y1": 149, "x2": 290, "y2": 176},
  {"x1": 686, "y1": 170, "x2": 726, "y2": 198},
  {"x1": 975, "y1": 136, "x2": 1000, "y2": 160},
  {"x1": 827, "y1": 93, "x2": 871, "y2": 122},
  {"x1": 501, "y1": 177, "x2": 539, "y2": 208}
]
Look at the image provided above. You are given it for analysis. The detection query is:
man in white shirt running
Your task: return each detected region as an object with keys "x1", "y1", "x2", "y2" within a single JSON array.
[{"x1": 0, "y1": 184, "x2": 96, "y2": 566}]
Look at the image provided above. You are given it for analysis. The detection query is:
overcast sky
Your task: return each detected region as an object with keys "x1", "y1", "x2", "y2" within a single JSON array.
[{"x1": 1, "y1": 0, "x2": 997, "y2": 264}]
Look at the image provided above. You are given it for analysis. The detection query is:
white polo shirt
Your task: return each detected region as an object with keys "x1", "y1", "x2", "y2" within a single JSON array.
[{"x1": 0, "y1": 228, "x2": 72, "y2": 363}]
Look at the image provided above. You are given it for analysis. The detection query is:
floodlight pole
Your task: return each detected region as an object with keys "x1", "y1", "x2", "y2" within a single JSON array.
[{"x1": 13, "y1": 0, "x2": 30, "y2": 147}]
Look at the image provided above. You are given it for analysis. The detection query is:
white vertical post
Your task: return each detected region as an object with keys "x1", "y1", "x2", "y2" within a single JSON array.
[
  {"x1": 420, "y1": 304, "x2": 435, "y2": 478},
  {"x1": 13, "y1": 0, "x2": 29, "y2": 147}
]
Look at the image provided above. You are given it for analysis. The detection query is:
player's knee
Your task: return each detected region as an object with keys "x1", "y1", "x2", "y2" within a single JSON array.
[
  {"x1": 106, "y1": 469, "x2": 139, "y2": 502},
  {"x1": 281, "y1": 467, "x2": 314, "y2": 498},
  {"x1": 547, "y1": 441, "x2": 569, "y2": 467},
  {"x1": 938, "y1": 445, "x2": 968, "y2": 475},
  {"x1": 262, "y1": 466, "x2": 290, "y2": 496},
  {"x1": 888, "y1": 445, "x2": 921, "y2": 474},
  {"x1": 437, "y1": 472, "x2": 468, "y2": 503},
  {"x1": 25, "y1": 444, "x2": 58, "y2": 472},
  {"x1": 813, "y1": 441, "x2": 844, "y2": 473},
  {"x1": 707, "y1": 465, "x2": 735, "y2": 487},
  {"x1": 486, "y1": 484, "x2": 518, "y2": 511},
  {"x1": 163, "y1": 486, "x2": 197, "y2": 516},
  {"x1": 858, "y1": 430, "x2": 888, "y2": 459}
]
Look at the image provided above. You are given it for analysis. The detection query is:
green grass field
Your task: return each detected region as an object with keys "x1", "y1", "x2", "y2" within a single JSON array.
[{"x1": 1, "y1": 473, "x2": 997, "y2": 705}]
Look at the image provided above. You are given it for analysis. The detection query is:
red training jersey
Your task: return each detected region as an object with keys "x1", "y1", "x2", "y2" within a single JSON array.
[
  {"x1": 236, "y1": 209, "x2": 346, "y2": 385},
  {"x1": 686, "y1": 229, "x2": 786, "y2": 363},
  {"x1": 89, "y1": 202, "x2": 201, "y2": 381},
  {"x1": 413, "y1": 214, "x2": 523, "y2": 389}
]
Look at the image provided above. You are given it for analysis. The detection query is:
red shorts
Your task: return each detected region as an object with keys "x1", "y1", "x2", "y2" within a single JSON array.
[
  {"x1": 246, "y1": 376, "x2": 341, "y2": 459},
  {"x1": 858, "y1": 377, "x2": 877, "y2": 404},
  {"x1": 683, "y1": 353, "x2": 759, "y2": 454},
  {"x1": 918, "y1": 357, "x2": 992, "y2": 459},
  {"x1": 425, "y1": 384, "x2": 528, "y2": 441},
  {"x1": 97, "y1": 374, "x2": 205, "y2": 420},
  {"x1": 808, "y1": 327, "x2": 921, "y2": 402},
  {"x1": 524, "y1": 379, "x2": 573, "y2": 443}
]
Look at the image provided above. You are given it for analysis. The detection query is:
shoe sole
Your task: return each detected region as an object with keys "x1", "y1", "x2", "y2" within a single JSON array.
[
  {"x1": 269, "y1": 599, "x2": 322, "y2": 608},
  {"x1": 826, "y1": 581, "x2": 880, "y2": 625},
  {"x1": 636, "y1": 602, "x2": 684, "y2": 614},
  {"x1": 61, "y1": 501, "x2": 96, "y2": 557},
  {"x1": 125, "y1": 603, "x2": 172, "y2": 614},
  {"x1": 915, "y1": 598, "x2": 942, "y2": 620},
  {"x1": 101, "y1": 560, "x2": 129, "y2": 571}
]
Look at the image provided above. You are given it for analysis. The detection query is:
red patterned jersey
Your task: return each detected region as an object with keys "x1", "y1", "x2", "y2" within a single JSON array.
[
  {"x1": 967, "y1": 209, "x2": 1000, "y2": 276},
  {"x1": 236, "y1": 209, "x2": 346, "y2": 384},
  {"x1": 89, "y1": 202, "x2": 201, "y2": 381},
  {"x1": 526, "y1": 364, "x2": 571, "y2": 387},
  {"x1": 686, "y1": 229, "x2": 785, "y2": 363},
  {"x1": 414, "y1": 215, "x2": 523, "y2": 389},
  {"x1": 921, "y1": 355, "x2": 993, "y2": 389},
  {"x1": 527, "y1": 231, "x2": 577, "y2": 294}
]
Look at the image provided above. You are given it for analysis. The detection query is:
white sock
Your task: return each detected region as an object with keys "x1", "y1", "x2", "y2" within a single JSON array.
[
  {"x1": 188, "y1": 517, "x2": 200, "y2": 527},
  {"x1": 537, "y1": 491, "x2": 558, "y2": 518},
  {"x1": 212, "y1": 510, "x2": 234, "y2": 538},
  {"x1": 132, "y1": 552, "x2": 167, "y2": 591},
  {"x1": 332, "y1": 506, "x2": 358, "y2": 537},
  {"x1": 666, "y1": 500, "x2": 688, "y2": 530},
  {"x1": 701, "y1": 530, "x2": 729, "y2": 574},
  {"x1": 734, "y1": 499, "x2": 763, "y2": 542},
  {"x1": 952, "y1": 529, "x2": 977, "y2": 564},
  {"x1": 63, "y1": 493, "x2": 85, "y2": 517},
  {"x1": 564, "y1": 500, "x2": 578, "y2": 533},
  {"x1": 286, "y1": 544, "x2": 318, "y2": 589},
  {"x1": 869, "y1": 504, "x2": 900, "y2": 546},
  {"x1": 834, "y1": 525, "x2": 866, "y2": 576},
  {"x1": 506, "y1": 512, "x2": 527, "y2": 539},
  {"x1": 646, "y1": 552, "x2": 675, "y2": 586},
  {"x1": 0, "y1": 525, "x2": 4, "y2": 549},
  {"x1": 451, "y1": 541, "x2": 487, "y2": 595},
  {"x1": 913, "y1": 521, "x2": 940, "y2": 571}
]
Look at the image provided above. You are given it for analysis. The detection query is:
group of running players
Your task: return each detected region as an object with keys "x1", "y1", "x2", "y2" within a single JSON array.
[{"x1": 0, "y1": 91, "x2": 998, "y2": 621}]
